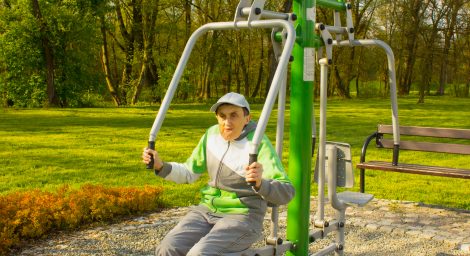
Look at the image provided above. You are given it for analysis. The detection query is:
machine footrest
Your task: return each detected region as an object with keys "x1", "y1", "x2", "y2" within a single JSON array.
[{"x1": 337, "y1": 191, "x2": 373, "y2": 207}]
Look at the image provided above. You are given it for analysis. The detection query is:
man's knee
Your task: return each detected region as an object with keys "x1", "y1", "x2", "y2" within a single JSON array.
[
  {"x1": 155, "y1": 240, "x2": 186, "y2": 256},
  {"x1": 186, "y1": 243, "x2": 210, "y2": 256}
]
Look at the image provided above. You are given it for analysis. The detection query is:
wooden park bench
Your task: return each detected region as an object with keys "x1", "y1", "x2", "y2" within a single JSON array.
[{"x1": 356, "y1": 124, "x2": 470, "y2": 193}]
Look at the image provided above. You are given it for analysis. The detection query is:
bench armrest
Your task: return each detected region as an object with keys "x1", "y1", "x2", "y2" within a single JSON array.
[{"x1": 359, "y1": 131, "x2": 378, "y2": 193}]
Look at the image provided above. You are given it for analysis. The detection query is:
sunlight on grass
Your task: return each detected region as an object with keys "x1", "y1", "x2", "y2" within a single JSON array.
[{"x1": 0, "y1": 96, "x2": 469, "y2": 209}]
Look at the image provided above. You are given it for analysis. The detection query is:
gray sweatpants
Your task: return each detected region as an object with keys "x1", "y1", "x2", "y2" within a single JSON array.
[{"x1": 155, "y1": 208, "x2": 262, "y2": 256}]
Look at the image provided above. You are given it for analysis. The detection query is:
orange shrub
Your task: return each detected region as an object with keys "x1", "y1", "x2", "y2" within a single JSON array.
[{"x1": 0, "y1": 184, "x2": 164, "y2": 254}]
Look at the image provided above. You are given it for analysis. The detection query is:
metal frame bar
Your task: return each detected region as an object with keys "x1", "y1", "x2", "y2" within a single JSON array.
[
  {"x1": 315, "y1": 36, "x2": 398, "y2": 256},
  {"x1": 148, "y1": 20, "x2": 295, "y2": 150},
  {"x1": 333, "y1": 39, "x2": 400, "y2": 147},
  {"x1": 316, "y1": 57, "x2": 329, "y2": 225},
  {"x1": 241, "y1": 7, "x2": 291, "y2": 20}
]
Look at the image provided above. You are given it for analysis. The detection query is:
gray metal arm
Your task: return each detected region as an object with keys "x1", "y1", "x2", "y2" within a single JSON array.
[
  {"x1": 148, "y1": 20, "x2": 295, "y2": 146},
  {"x1": 333, "y1": 39, "x2": 400, "y2": 146}
]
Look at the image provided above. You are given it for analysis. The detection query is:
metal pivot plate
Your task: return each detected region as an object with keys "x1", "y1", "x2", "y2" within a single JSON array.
[
  {"x1": 314, "y1": 141, "x2": 354, "y2": 188},
  {"x1": 234, "y1": 0, "x2": 251, "y2": 23},
  {"x1": 248, "y1": 0, "x2": 266, "y2": 24}
]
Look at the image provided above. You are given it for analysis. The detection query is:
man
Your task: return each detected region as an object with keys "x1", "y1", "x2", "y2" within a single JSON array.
[{"x1": 142, "y1": 92, "x2": 295, "y2": 255}]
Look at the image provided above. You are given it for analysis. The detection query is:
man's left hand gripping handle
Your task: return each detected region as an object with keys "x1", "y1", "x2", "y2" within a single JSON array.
[{"x1": 146, "y1": 141, "x2": 155, "y2": 169}]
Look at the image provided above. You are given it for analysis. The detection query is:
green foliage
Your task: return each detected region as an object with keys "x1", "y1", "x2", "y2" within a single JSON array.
[
  {"x1": 0, "y1": 3, "x2": 45, "y2": 106},
  {"x1": 0, "y1": 184, "x2": 164, "y2": 254},
  {"x1": 2, "y1": 0, "x2": 470, "y2": 106},
  {"x1": 0, "y1": 0, "x2": 103, "y2": 107}
]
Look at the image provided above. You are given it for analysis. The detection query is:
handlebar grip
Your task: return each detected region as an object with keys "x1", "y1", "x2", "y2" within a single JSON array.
[
  {"x1": 146, "y1": 141, "x2": 155, "y2": 169},
  {"x1": 247, "y1": 154, "x2": 258, "y2": 186}
]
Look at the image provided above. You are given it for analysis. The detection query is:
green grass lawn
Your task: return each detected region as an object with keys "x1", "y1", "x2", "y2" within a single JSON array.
[{"x1": 1, "y1": 96, "x2": 469, "y2": 209}]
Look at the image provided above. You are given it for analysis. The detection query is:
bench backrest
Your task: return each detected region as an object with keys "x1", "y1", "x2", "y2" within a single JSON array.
[{"x1": 377, "y1": 125, "x2": 470, "y2": 155}]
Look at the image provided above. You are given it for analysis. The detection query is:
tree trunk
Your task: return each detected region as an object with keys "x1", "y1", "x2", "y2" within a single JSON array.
[
  {"x1": 3, "y1": 0, "x2": 11, "y2": 8},
  {"x1": 439, "y1": 0, "x2": 463, "y2": 96},
  {"x1": 132, "y1": 0, "x2": 159, "y2": 105},
  {"x1": 236, "y1": 58, "x2": 241, "y2": 94},
  {"x1": 399, "y1": 0, "x2": 429, "y2": 95},
  {"x1": 100, "y1": 15, "x2": 121, "y2": 106},
  {"x1": 185, "y1": 0, "x2": 191, "y2": 40},
  {"x1": 115, "y1": 0, "x2": 138, "y2": 105},
  {"x1": 333, "y1": 66, "x2": 346, "y2": 97},
  {"x1": 226, "y1": 50, "x2": 232, "y2": 94},
  {"x1": 31, "y1": 0, "x2": 58, "y2": 106},
  {"x1": 239, "y1": 52, "x2": 249, "y2": 96},
  {"x1": 132, "y1": 60, "x2": 147, "y2": 105},
  {"x1": 251, "y1": 35, "x2": 264, "y2": 98},
  {"x1": 418, "y1": 55, "x2": 433, "y2": 103},
  {"x1": 266, "y1": 46, "x2": 277, "y2": 98}
]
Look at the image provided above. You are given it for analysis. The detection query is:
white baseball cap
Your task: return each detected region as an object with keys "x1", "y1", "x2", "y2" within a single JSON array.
[{"x1": 210, "y1": 92, "x2": 250, "y2": 113}]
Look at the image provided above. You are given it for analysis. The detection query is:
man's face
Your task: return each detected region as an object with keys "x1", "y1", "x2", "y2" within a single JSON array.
[{"x1": 216, "y1": 104, "x2": 250, "y2": 141}]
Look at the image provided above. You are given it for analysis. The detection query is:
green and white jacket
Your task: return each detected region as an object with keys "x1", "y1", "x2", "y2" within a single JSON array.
[{"x1": 156, "y1": 121, "x2": 295, "y2": 228}]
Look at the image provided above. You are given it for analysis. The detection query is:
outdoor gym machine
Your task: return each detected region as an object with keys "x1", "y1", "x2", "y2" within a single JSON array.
[{"x1": 146, "y1": 0, "x2": 400, "y2": 255}]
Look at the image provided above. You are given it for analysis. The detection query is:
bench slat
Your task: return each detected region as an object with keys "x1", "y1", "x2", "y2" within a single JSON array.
[
  {"x1": 378, "y1": 125, "x2": 470, "y2": 139},
  {"x1": 379, "y1": 139, "x2": 470, "y2": 154},
  {"x1": 357, "y1": 161, "x2": 470, "y2": 179}
]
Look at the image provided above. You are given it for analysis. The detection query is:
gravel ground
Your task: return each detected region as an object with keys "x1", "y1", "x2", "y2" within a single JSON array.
[{"x1": 13, "y1": 203, "x2": 469, "y2": 256}]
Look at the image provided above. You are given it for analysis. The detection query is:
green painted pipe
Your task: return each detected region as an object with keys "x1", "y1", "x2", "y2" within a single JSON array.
[
  {"x1": 316, "y1": 0, "x2": 346, "y2": 11},
  {"x1": 287, "y1": 0, "x2": 315, "y2": 255}
]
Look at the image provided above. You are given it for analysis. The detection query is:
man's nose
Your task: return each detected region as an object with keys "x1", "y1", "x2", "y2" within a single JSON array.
[{"x1": 224, "y1": 118, "x2": 233, "y2": 125}]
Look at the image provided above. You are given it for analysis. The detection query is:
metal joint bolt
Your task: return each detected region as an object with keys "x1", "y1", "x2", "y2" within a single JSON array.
[
  {"x1": 254, "y1": 8, "x2": 261, "y2": 15},
  {"x1": 338, "y1": 222, "x2": 345, "y2": 228},
  {"x1": 289, "y1": 56, "x2": 294, "y2": 62},
  {"x1": 292, "y1": 244, "x2": 297, "y2": 251},
  {"x1": 349, "y1": 27, "x2": 355, "y2": 33},
  {"x1": 337, "y1": 244, "x2": 344, "y2": 251},
  {"x1": 319, "y1": 24, "x2": 325, "y2": 30},
  {"x1": 327, "y1": 38, "x2": 333, "y2": 45},
  {"x1": 347, "y1": 3, "x2": 352, "y2": 9},
  {"x1": 291, "y1": 13, "x2": 297, "y2": 21}
]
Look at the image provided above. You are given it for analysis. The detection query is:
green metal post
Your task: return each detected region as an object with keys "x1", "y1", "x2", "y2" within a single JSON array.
[
  {"x1": 316, "y1": 0, "x2": 346, "y2": 11},
  {"x1": 287, "y1": 0, "x2": 320, "y2": 255}
]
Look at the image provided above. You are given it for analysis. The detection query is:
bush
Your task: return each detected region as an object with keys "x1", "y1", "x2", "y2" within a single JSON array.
[{"x1": 0, "y1": 184, "x2": 164, "y2": 254}]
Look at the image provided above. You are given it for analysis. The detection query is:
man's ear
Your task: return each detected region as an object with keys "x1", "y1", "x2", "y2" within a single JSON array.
[{"x1": 245, "y1": 114, "x2": 251, "y2": 124}]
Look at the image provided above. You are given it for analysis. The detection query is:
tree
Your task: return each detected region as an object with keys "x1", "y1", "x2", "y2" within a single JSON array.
[
  {"x1": 100, "y1": 13, "x2": 122, "y2": 106},
  {"x1": 438, "y1": 0, "x2": 465, "y2": 96},
  {"x1": 132, "y1": 0, "x2": 160, "y2": 104},
  {"x1": 397, "y1": 0, "x2": 430, "y2": 95},
  {"x1": 417, "y1": 0, "x2": 449, "y2": 103},
  {"x1": 30, "y1": 0, "x2": 58, "y2": 106}
]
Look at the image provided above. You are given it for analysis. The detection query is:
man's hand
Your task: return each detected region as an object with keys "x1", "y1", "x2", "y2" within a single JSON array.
[
  {"x1": 245, "y1": 162, "x2": 263, "y2": 190},
  {"x1": 142, "y1": 148, "x2": 163, "y2": 171}
]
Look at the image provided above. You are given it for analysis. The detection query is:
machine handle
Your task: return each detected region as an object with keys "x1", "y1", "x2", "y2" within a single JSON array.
[
  {"x1": 247, "y1": 154, "x2": 258, "y2": 186},
  {"x1": 146, "y1": 141, "x2": 155, "y2": 170}
]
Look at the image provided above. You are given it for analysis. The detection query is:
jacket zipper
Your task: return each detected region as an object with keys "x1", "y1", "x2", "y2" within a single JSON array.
[{"x1": 215, "y1": 141, "x2": 230, "y2": 188}]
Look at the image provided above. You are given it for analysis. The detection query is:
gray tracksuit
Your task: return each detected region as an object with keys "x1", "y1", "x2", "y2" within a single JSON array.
[{"x1": 155, "y1": 121, "x2": 294, "y2": 255}]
